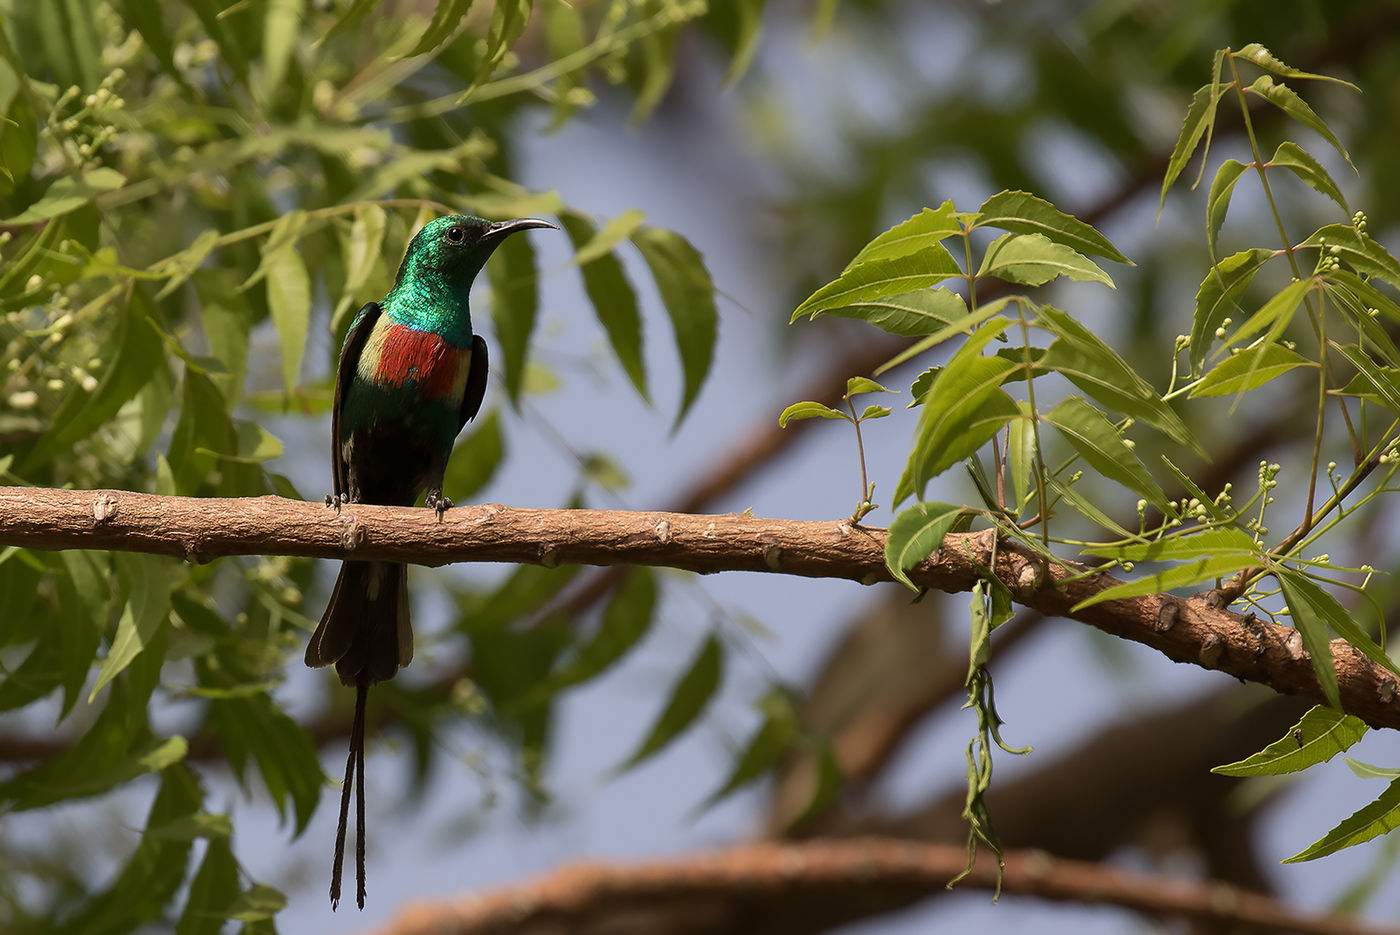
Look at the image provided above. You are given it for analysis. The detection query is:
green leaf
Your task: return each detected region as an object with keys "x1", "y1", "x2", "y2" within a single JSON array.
[
  {"x1": 1047, "y1": 473, "x2": 1138, "y2": 539},
  {"x1": 1223, "y1": 276, "x2": 1314, "y2": 350},
  {"x1": 1035, "y1": 305, "x2": 1201, "y2": 454},
  {"x1": 716, "y1": 0, "x2": 767, "y2": 86},
  {"x1": 487, "y1": 227, "x2": 539, "y2": 402},
  {"x1": 874, "y1": 297, "x2": 1011, "y2": 375},
  {"x1": 1192, "y1": 342, "x2": 1314, "y2": 397},
  {"x1": 209, "y1": 692, "x2": 323, "y2": 834},
  {"x1": 317, "y1": 0, "x2": 380, "y2": 47},
  {"x1": 177, "y1": 836, "x2": 240, "y2": 935},
  {"x1": 572, "y1": 208, "x2": 646, "y2": 266},
  {"x1": 476, "y1": 0, "x2": 532, "y2": 83},
  {"x1": 885, "y1": 501, "x2": 964, "y2": 590},
  {"x1": 1334, "y1": 344, "x2": 1400, "y2": 416},
  {"x1": 1044, "y1": 397, "x2": 1167, "y2": 510},
  {"x1": 1277, "y1": 566, "x2": 1400, "y2": 691},
  {"x1": 1276, "y1": 568, "x2": 1341, "y2": 708},
  {"x1": 778, "y1": 400, "x2": 848, "y2": 426},
  {"x1": 1347, "y1": 759, "x2": 1400, "y2": 780},
  {"x1": 442, "y1": 410, "x2": 504, "y2": 501},
  {"x1": 1234, "y1": 43, "x2": 1361, "y2": 91},
  {"x1": 154, "y1": 229, "x2": 221, "y2": 301},
  {"x1": 632, "y1": 227, "x2": 717, "y2": 427},
  {"x1": 821, "y1": 286, "x2": 968, "y2": 336},
  {"x1": 897, "y1": 360, "x2": 1018, "y2": 505},
  {"x1": 858, "y1": 404, "x2": 891, "y2": 420},
  {"x1": 1284, "y1": 776, "x2": 1400, "y2": 863},
  {"x1": 264, "y1": 244, "x2": 311, "y2": 394},
  {"x1": 1160, "y1": 82, "x2": 1226, "y2": 210},
  {"x1": 629, "y1": 15, "x2": 681, "y2": 124},
  {"x1": 91, "y1": 554, "x2": 172, "y2": 701},
  {"x1": 1213, "y1": 705, "x2": 1368, "y2": 777},
  {"x1": 1302, "y1": 224, "x2": 1400, "y2": 289},
  {"x1": 403, "y1": 0, "x2": 475, "y2": 58},
  {"x1": 1190, "y1": 248, "x2": 1275, "y2": 375},
  {"x1": 701, "y1": 687, "x2": 798, "y2": 809},
  {"x1": 1, "y1": 167, "x2": 125, "y2": 225},
  {"x1": 561, "y1": 212, "x2": 647, "y2": 401},
  {"x1": 261, "y1": 0, "x2": 301, "y2": 95},
  {"x1": 794, "y1": 245, "x2": 962, "y2": 321},
  {"x1": 976, "y1": 232, "x2": 1113, "y2": 288},
  {"x1": 1007, "y1": 410, "x2": 1036, "y2": 512},
  {"x1": 1268, "y1": 141, "x2": 1349, "y2": 214},
  {"x1": 1206, "y1": 159, "x2": 1248, "y2": 260},
  {"x1": 227, "y1": 883, "x2": 286, "y2": 923},
  {"x1": 616, "y1": 631, "x2": 723, "y2": 772},
  {"x1": 844, "y1": 202, "x2": 961, "y2": 270},
  {"x1": 1246, "y1": 75, "x2": 1355, "y2": 172},
  {"x1": 1084, "y1": 526, "x2": 1262, "y2": 563},
  {"x1": 547, "y1": 567, "x2": 656, "y2": 693},
  {"x1": 333, "y1": 203, "x2": 388, "y2": 328},
  {"x1": 1072, "y1": 553, "x2": 1258, "y2": 611},
  {"x1": 975, "y1": 190, "x2": 1130, "y2": 264},
  {"x1": 846, "y1": 376, "x2": 895, "y2": 395}
]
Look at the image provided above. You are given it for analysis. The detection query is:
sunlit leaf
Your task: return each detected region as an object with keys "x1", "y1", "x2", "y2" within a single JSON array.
[
  {"x1": 1302, "y1": 224, "x2": 1400, "y2": 289},
  {"x1": 821, "y1": 286, "x2": 968, "y2": 336},
  {"x1": 795, "y1": 245, "x2": 961, "y2": 321},
  {"x1": 976, "y1": 232, "x2": 1113, "y2": 288},
  {"x1": 1213, "y1": 705, "x2": 1368, "y2": 777},
  {"x1": 1285, "y1": 777, "x2": 1400, "y2": 863},
  {"x1": 1192, "y1": 343, "x2": 1314, "y2": 397},
  {"x1": 844, "y1": 202, "x2": 961, "y2": 271},
  {"x1": 1206, "y1": 158, "x2": 1247, "y2": 260},
  {"x1": 1235, "y1": 43, "x2": 1361, "y2": 90},
  {"x1": 778, "y1": 400, "x2": 847, "y2": 426},
  {"x1": 885, "y1": 501, "x2": 964, "y2": 590},
  {"x1": 1072, "y1": 553, "x2": 1257, "y2": 611},
  {"x1": 265, "y1": 245, "x2": 311, "y2": 394},
  {"x1": 976, "y1": 190, "x2": 1129, "y2": 264},
  {"x1": 1269, "y1": 141, "x2": 1349, "y2": 214},
  {"x1": 1191, "y1": 248, "x2": 1275, "y2": 375},
  {"x1": 1160, "y1": 82, "x2": 1226, "y2": 210},
  {"x1": 1247, "y1": 75, "x2": 1355, "y2": 172}
]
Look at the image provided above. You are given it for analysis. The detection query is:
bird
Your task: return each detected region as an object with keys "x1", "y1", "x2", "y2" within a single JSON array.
[{"x1": 305, "y1": 213, "x2": 556, "y2": 909}]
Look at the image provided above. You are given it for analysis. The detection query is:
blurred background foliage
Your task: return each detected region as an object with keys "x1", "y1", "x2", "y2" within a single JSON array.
[{"x1": 5, "y1": 0, "x2": 1400, "y2": 932}]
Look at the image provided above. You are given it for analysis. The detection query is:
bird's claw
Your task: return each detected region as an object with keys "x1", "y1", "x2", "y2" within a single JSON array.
[
  {"x1": 426, "y1": 491, "x2": 453, "y2": 520},
  {"x1": 324, "y1": 492, "x2": 347, "y2": 512}
]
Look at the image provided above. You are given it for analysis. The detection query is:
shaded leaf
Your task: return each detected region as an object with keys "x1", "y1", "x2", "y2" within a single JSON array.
[
  {"x1": 442, "y1": 410, "x2": 504, "y2": 501},
  {"x1": 546, "y1": 567, "x2": 656, "y2": 694},
  {"x1": 561, "y1": 212, "x2": 647, "y2": 401},
  {"x1": 1302, "y1": 224, "x2": 1400, "y2": 289},
  {"x1": 633, "y1": 227, "x2": 717, "y2": 427},
  {"x1": 403, "y1": 0, "x2": 475, "y2": 58},
  {"x1": 701, "y1": 688, "x2": 797, "y2": 809},
  {"x1": 1206, "y1": 158, "x2": 1248, "y2": 260},
  {"x1": 177, "y1": 836, "x2": 240, "y2": 935},
  {"x1": 1044, "y1": 397, "x2": 1167, "y2": 510},
  {"x1": 616, "y1": 631, "x2": 723, "y2": 771},
  {"x1": 265, "y1": 245, "x2": 311, "y2": 394},
  {"x1": 487, "y1": 228, "x2": 539, "y2": 402}
]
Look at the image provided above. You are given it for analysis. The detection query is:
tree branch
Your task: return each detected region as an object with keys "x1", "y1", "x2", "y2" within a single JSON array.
[
  {"x1": 370, "y1": 837, "x2": 1397, "y2": 935},
  {"x1": 2, "y1": 485, "x2": 1397, "y2": 731}
]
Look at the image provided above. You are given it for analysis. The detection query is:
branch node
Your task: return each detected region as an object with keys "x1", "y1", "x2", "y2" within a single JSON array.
[
  {"x1": 1014, "y1": 561, "x2": 1044, "y2": 595},
  {"x1": 1284, "y1": 628, "x2": 1308, "y2": 661},
  {"x1": 764, "y1": 544, "x2": 783, "y2": 570},
  {"x1": 540, "y1": 543, "x2": 560, "y2": 569},
  {"x1": 182, "y1": 540, "x2": 207, "y2": 565},
  {"x1": 341, "y1": 516, "x2": 364, "y2": 552},
  {"x1": 703, "y1": 521, "x2": 717, "y2": 539},
  {"x1": 1199, "y1": 632, "x2": 1223, "y2": 669},
  {"x1": 1380, "y1": 678, "x2": 1397, "y2": 704},
  {"x1": 860, "y1": 570, "x2": 880, "y2": 586},
  {"x1": 92, "y1": 492, "x2": 119, "y2": 523},
  {"x1": 653, "y1": 519, "x2": 672, "y2": 544},
  {"x1": 1155, "y1": 599, "x2": 1179, "y2": 632}
]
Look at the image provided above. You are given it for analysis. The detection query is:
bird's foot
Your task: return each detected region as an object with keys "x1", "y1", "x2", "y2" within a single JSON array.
[
  {"x1": 425, "y1": 491, "x2": 453, "y2": 521},
  {"x1": 324, "y1": 492, "x2": 347, "y2": 512}
]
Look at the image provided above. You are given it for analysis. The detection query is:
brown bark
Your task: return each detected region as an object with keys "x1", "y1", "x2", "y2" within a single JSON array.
[
  {"x1": 2, "y1": 485, "x2": 1397, "y2": 731},
  {"x1": 370, "y1": 837, "x2": 1398, "y2": 935}
]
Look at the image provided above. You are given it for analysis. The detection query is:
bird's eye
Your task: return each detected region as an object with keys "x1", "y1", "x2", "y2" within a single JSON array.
[{"x1": 445, "y1": 226, "x2": 466, "y2": 244}]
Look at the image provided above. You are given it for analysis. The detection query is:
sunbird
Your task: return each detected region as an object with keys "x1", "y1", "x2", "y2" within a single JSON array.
[{"x1": 305, "y1": 214, "x2": 555, "y2": 909}]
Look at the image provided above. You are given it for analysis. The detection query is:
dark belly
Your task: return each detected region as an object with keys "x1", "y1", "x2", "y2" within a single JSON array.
[{"x1": 339, "y1": 381, "x2": 460, "y2": 506}]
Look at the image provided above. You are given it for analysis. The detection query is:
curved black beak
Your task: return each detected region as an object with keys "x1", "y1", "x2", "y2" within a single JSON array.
[{"x1": 482, "y1": 217, "x2": 558, "y2": 244}]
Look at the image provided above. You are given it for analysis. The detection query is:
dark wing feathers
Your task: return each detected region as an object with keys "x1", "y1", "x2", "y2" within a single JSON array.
[
  {"x1": 331, "y1": 302, "x2": 383, "y2": 503},
  {"x1": 457, "y1": 334, "x2": 490, "y2": 433}
]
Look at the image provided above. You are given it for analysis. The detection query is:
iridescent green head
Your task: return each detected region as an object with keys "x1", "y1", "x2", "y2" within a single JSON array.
[{"x1": 385, "y1": 214, "x2": 556, "y2": 341}]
